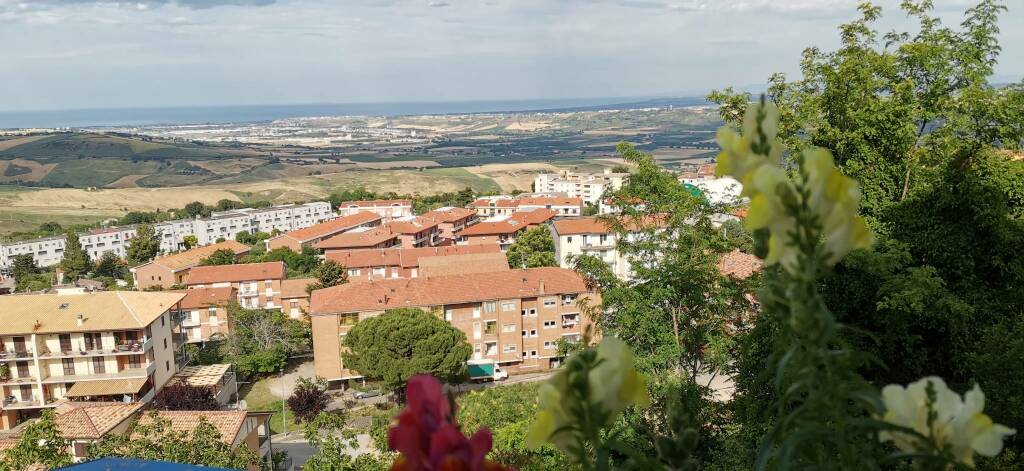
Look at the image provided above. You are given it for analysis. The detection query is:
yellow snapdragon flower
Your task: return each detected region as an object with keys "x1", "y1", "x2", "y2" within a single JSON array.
[
  {"x1": 880, "y1": 376, "x2": 1016, "y2": 467},
  {"x1": 525, "y1": 376, "x2": 574, "y2": 451}
]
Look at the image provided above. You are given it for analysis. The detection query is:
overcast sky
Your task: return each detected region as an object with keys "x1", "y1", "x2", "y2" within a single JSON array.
[{"x1": 1, "y1": 0, "x2": 1021, "y2": 111}]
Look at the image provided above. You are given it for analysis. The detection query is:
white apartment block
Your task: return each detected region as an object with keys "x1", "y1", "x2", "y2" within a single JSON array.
[
  {"x1": 336, "y1": 200, "x2": 413, "y2": 220},
  {"x1": 550, "y1": 218, "x2": 633, "y2": 281},
  {"x1": 0, "y1": 202, "x2": 333, "y2": 270},
  {"x1": 533, "y1": 169, "x2": 628, "y2": 205},
  {"x1": 468, "y1": 194, "x2": 583, "y2": 218}
]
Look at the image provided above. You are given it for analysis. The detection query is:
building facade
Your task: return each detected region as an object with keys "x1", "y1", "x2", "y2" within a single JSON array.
[
  {"x1": 326, "y1": 245, "x2": 505, "y2": 281},
  {"x1": 468, "y1": 195, "x2": 583, "y2": 218},
  {"x1": 185, "y1": 262, "x2": 286, "y2": 310},
  {"x1": 454, "y1": 209, "x2": 556, "y2": 251},
  {"x1": 265, "y1": 211, "x2": 382, "y2": 252},
  {"x1": 174, "y1": 287, "x2": 236, "y2": 343},
  {"x1": 336, "y1": 199, "x2": 413, "y2": 220},
  {"x1": 533, "y1": 169, "x2": 628, "y2": 205},
  {"x1": 131, "y1": 240, "x2": 251, "y2": 291}
]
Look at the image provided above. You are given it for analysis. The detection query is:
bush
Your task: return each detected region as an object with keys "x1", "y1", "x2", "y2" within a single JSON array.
[{"x1": 287, "y1": 377, "x2": 330, "y2": 423}]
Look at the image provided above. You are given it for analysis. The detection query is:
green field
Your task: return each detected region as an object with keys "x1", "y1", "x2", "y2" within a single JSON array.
[{"x1": 40, "y1": 159, "x2": 162, "y2": 187}]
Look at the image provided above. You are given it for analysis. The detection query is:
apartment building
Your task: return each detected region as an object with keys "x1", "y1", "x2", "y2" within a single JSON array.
[
  {"x1": 139, "y1": 410, "x2": 273, "y2": 469},
  {"x1": 79, "y1": 227, "x2": 139, "y2": 261},
  {"x1": 336, "y1": 199, "x2": 413, "y2": 220},
  {"x1": 386, "y1": 216, "x2": 442, "y2": 248},
  {"x1": 533, "y1": 169, "x2": 628, "y2": 205},
  {"x1": 154, "y1": 219, "x2": 203, "y2": 253},
  {"x1": 550, "y1": 217, "x2": 632, "y2": 280},
  {"x1": 131, "y1": 240, "x2": 251, "y2": 291},
  {"x1": 175, "y1": 287, "x2": 235, "y2": 343},
  {"x1": 281, "y1": 278, "x2": 315, "y2": 319},
  {"x1": 265, "y1": 211, "x2": 382, "y2": 252},
  {"x1": 185, "y1": 262, "x2": 286, "y2": 310},
  {"x1": 421, "y1": 207, "x2": 479, "y2": 241},
  {"x1": 0, "y1": 290, "x2": 184, "y2": 430},
  {"x1": 469, "y1": 195, "x2": 583, "y2": 217},
  {"x1": 326, "y1": 245, "x2": 505, "y2": 281},
  {"x1": 309, "y1": 267, "x2": 596, "y2": 383},
  {"x1": 314, "y1": 226, "x2": 402, "y2": 252},
  {"x1": 454, "y1": 208, "x2": 557, "y2": 251},
  {"x1": 0, "y1": 235, "x2": 67, "y2": 269}
]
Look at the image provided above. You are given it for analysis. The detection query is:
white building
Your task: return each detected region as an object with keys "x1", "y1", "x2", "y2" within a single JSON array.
[
  {"x1": 336, "y1": 200, "x2": 413, "y2": 220},
  {"x1": 468, "y1": 194, "x2": 583, "y2": 218},
  {"x1": 550, "y1": 217, "x2": 635, "y2": 280},
  {"x1": 0, "y1": 236, "x2": 67, "y2": 269},
  {"x1": 533, "y1": 169, "x2": 628, "y2": 205},
  {"x1": 79, "y1": 227, "x2": 138, "y2": 261}
]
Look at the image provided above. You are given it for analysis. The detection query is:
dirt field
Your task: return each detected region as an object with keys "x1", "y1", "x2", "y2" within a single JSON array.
[
  {"x1": 463, "y1": 162, "x2": 561, "y2": 192},
  {"x1": 504, "y1": 120, "x2": 557, "y2": 132},
  {"x1": 104, "y1": 175, "x2": 148, "y2": 188},
  {"x1": 0, "y1": 159, "x2": 58, "y2": 183}
]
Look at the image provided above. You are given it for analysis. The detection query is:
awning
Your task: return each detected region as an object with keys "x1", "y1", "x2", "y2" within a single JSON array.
[{"x1": 65, "y1": 378, "x2": 148, "y2": 398}]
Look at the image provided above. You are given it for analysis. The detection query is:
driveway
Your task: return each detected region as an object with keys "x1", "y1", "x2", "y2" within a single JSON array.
[{"x1": 265, "y1": 360, "x2": 317, "y2": 399}]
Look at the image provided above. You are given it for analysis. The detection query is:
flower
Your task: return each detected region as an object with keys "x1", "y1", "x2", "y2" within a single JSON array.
[
  {"x1": 879, "y1": 376, "x2": 1016, "y2": 467},
  {"x1": 588, "y1": 338, "x2": 650, "y2": 415},
  {"x1": 801, "y1": 148, "x2": 873, "y2": 265},
  {"x1": 524, "y1": 375, "x2": 574, "y2": 451},
  {"x1": 389, "y1": 375, "x2": 512, "y2": 471}
]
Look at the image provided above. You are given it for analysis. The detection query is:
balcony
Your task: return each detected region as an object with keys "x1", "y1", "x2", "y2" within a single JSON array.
[
  {"x1": 562, "y1": 314, "x2": 581, "y2": 329},
  {"x1": 0, "y1": 350, "x2": 34, "y2": 361},
  {"x1": 0, "y1": 375, "x2": 36, "y2": 386},
  {"x1": 40, "y1": 365, "x2": 151, "y2": 384},
  {"x1": 38, "y1": 339, "x2": 149, "y2": 359},
  {"x1": 582, "y1": 240, "x2": 614, "y2": 250},
  {"x1": 2, "y1": 396, "x2": 56, "y2": 410}
]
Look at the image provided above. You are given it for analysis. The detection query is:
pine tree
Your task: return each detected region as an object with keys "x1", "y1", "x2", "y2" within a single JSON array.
[
  {"x1": 59, "y1": 232, "x2": 90, "y2": 281},
  {"x1": 126, "y1": 224, "x2": 160, "y2": 266}
]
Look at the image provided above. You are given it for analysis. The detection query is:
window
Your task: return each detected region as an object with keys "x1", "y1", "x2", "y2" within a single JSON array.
[
  {"x1": 567, "y1": 236, "x2": 573, "y2": 243},
  {"x1": 92, "y1": 357, "x2": 105, "y2": 374},
  {"x1": 163, "y1": 338, "x2": 168, "y2": 349},
  {"x1": 543, "y1": 299, "x2": 557, "y2": 308},
  {"x1": 59, "y1": 334, "x2": 72, "y2": 353},
  {"x1": 530, "y1": 350, "x2": 538, "y2": 358},
  {"x1": 339, "y1": 313, "x2": 358, "y2": 326},
  {"x1": 62, "y1": 358, "x2": 76, "y2": 376},
  {"x1": 484, "y1": 342, "x2": 497, "y2": 356},
  {"x1": 161, "y1": 314, "x2": 166, "y2": 327},
  {"x1": 544, "y1": 341, "x2": 557, "y2": 350},
  {"x1": 502, "y1": 344, "x2": 517, "y2": 353},
  {"x1": 483, "y1": 302, "x2": 496, "y2": 314},
  {"x1": 484, "y1": 320, "x2": 497, "y2": 335},
  {"x1": 265, "y1": 280, "x2": 273, "y2": 288},
  {"x1": 562, "y1": 294, "x2": 577, "y2": 305},
  {"x1": 444, "y1": 308, "x2": 453, "y2": 321},
  {"x1": 372, "y1": 267, "x2": 385, "y2": 277},
  {"x1": 348, "y1": 268, "x2": 361, "y2": 276},
  {"x1": 165, "y1": 360, "x2": 170, "y2": 372},
  {"x1": 473, "y1": 322, "x2": 482, "y2": 340},
  {"x1": 501, "y1": 302, "x2": 516, "y2": 312},
  {"x1": 472, "y1": 306, "x2": 481, "y2": 318},
  {"x1": 543, "y1": 320, "x2": 557, "y2": 329},
  {"x1": 290, "y1": 301, "x2": 298, "y2": 309}
]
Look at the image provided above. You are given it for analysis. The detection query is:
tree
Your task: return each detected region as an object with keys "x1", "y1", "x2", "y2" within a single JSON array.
[
  {"x1": 302, "y1": 412, "x2": 394, "y2": 471},
  {"x1": 93, "y1": 251, "x2": 125, "y2": 279},
  {"x1": 342, "y1": 308, "x2": 471, "y2": 395},
  {"x1": 12, "y1": 253, "x2": 38, "y2": 281},
  {"x1": 200, "y1": 249, "x2": 238, "y2": 266},
  {"x1": 182, "y1": 201, "x2": 208, "y2": 219},
  {"x1": 306, "y1": 259, "x2": 347, "y2": 293},
  {"x1": 287, "y1": 376, "x2": 330, "y2": 423},
  {"x1": 251, "y1": 247, "x2": 321, "y2": 277},
  {"x1": 59, "y1": 231, "x2": 90, "y2": 281},
  {"x1": 0, "y1": 410, "x2": 72, "y2": 470},
  {"x1": 38, "y1": 221, "x2": 62, "y2": 234},
  {"x1": 235, "y1": 230, "x2": 270, "y2": 246},
  {"x1": 151, "y1": 383, "x2": 220, "y2": 411},
  {"x1": 505, "y1": 226, "x2": 556, "y2": 269},
  {"x1": 221, "y1": 303, "x2": 310, "y2": 378},
  {"x1": 215, "y1": 199, "x2": 242, "y2": 211},
  {"x1": 182, "y1": 235, "x2": 198, "y2": 249},
  {"x1": 87, "y1": 411, "x2": 260, "y2": 469},
  {"x1": 126, "y1": 224, "x2": 160, "y2": 266}
]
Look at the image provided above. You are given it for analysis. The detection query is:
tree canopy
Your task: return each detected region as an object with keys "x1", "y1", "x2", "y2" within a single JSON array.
[
  {"x1": 126, "y1": 223, "x2": 160, "y2": 266},
  {"x1": 59, "y1": 231, "x2": 90, "y2": 281},
  {"x1": 199, "y1": 248, "x2": 239, "y2": 266},
  {"x1": 221, "y1": 302, "x2": 310, "y2": 378},
  {"x1": 506, "y1": 226, "x2": 556, "y2": 269}
]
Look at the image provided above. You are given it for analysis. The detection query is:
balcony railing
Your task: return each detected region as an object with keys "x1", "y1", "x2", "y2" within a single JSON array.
[
  {"x1": 40, "y1": 366, "x2": 150, "y2": 384},
  {"x1": 0, "y1": 350, "x2": 34, "y2": 360},
  {"x1": 2, "y1": 396, "x2": 56, "y2": 409},
  {"x1": 38, "y1": 339, "x2": 149, "y2": 359},
  {"x1": 0, "y1": 375, "x2": 36, "y2": 385}
]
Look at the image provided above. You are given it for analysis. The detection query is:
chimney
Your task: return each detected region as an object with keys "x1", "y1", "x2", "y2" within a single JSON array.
[
  {"x1": 76, "y1": 314, "x2": 84, "y2": 326},
  {"x1": 539, "y1": 279, "x2": 545, "y2": 295}
]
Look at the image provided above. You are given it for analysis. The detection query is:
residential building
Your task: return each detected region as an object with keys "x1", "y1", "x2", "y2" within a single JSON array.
[
  {"x1": 0, "y1": 235, "x2": 67, "y2": 269},
  {"x1": 168, "y1": 364, "x2": 237, "y2": 406},
  {"x1": 550, "y1": 217, "x2": 631, "y2": 280},
  {"x1": 280, "y1": 278, "x2": 315, "y2": 319},
  {"x1": 174, "y1": 287, "x2": 235, "y2": 343},
  {"x1": 386, "y1": 216, "x2": 442, "y2": 248},
  {"x1": 421, "y1": 207, "x2": 479, "y2": 241},
  {"x1": 53, "y1": 401, "x2": 144, "y2": 461},
  {"x1": 265, "y1": 211, "x2": 382, "y2": 252},
  {"x1": 153, "y1": 219, "x2": 203, "y2": 253},
  {"x1": 326, "y1": 245, "x2": 506, "y2": 281},
  {"x1": 533, "y1": 169, "x2": 628, "y2": 204},
  {"x1": 135, "y1": 410, "x2": 273, "y2": 470},
  {"x1": 79, "y1": 227, "x2": 138, "y2": 262},
  {"x1": 131, "y1": 240, "x2": 251, "y2": 291},
  {"x1": 336, "y1": 199, "x2": 413, "y2": 220},
  {"x1": 314, "y1": 226, "x2": 401, "y2": 252},
  {"x1": 309, "y1": 267, "x2": 597, "y2": 383},
  {"x1": 416, "y1": 252, "x2": 510, "y2": 278},
  {"x1": 185, "y1": 262, "x2": 286, "y2": 310},
  {"x1": 454, "y1": 209, "x2": 557, "y2": 251},
  {"x1": 0, "y1": 290, "x2": 185, "y2": 430},
  {"x1": 468, "y1": 195, "x2": 583, "y2": 217}
]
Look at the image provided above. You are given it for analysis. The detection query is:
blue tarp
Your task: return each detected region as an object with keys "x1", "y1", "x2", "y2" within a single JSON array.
[{"x1": 59, "y1": 458, "x2": 240, "y2": 470}]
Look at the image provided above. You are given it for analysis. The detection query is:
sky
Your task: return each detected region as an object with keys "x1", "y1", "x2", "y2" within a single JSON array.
[{"x1": 1, "y1": 0, "x2": 1022, "y2": 111}]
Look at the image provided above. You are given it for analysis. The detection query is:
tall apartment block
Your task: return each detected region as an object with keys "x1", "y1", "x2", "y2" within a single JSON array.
[{"x1": 533, "y1": 169, "x2": 628, "y2": 205}]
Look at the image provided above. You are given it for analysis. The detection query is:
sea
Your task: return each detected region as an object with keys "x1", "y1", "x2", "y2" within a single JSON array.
[{"x1": 0, "y1": 97, "x2": 708, "y2": 129}]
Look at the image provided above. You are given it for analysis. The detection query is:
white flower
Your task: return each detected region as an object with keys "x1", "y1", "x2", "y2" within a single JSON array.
[{"x1": 880, "y1": 376, "x2": 1016, "y2": 467}]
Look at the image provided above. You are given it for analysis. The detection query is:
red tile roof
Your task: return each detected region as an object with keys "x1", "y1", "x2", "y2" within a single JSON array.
[
  {"x1": 417, "y1": 252, "x2": 510, "y2": 277},
  {"x1": 422, "y1": 207, "x2": 477, "y2": 223},
  {"x1": 717, "y1": 249, "x2": 762, "y2": 279},
  {"x1": 314, "y1": 226, "x2": 399, "y2": 250},
  {"x1": 387, "y1": 216, "x2": 440, "y2": 234},
  {"x1": 326, "y1": 244, "x2": 501, "y2": 269},
  {"x1": 469, "y1": 196, "x2": 582, "y2": 208},
  {"x1": 281, "y1": 278, "x2": 316, "y2": 299},
  {"x1": 186, "y1": 261, "x2": 285, "y2": 285},
  {"x1": 142, "y1": 240, "x2": 251, "y2": 271},
  {"x1": 54, "y1": 402, "x2": 144, "y2": 439},
  {"x1": 338, "y1": 199, "x2": 411, "y2": 208},
  {"x1": 310, "y1": 267, "x2": 588, "y2": 314},
  {"x1": 178, "y1": 287, "x2": 236, "y2": 309},
  {"x1": 134, "y1": 410, "x2": 247, "y2": 445},
  {"x1": 455, "y1": 209, "x2": 556, "y2": 237},
  {"x1": 550, "y1": 217, "x2": 615, "y2": 236},
  {"x1": 277, "y1": 211, "x2": 381, "y2": 243}
]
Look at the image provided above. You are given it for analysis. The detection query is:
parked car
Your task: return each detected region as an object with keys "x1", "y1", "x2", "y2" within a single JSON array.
[{"x1": 354, "y1": 389, "x2": 382, "y2": 399}]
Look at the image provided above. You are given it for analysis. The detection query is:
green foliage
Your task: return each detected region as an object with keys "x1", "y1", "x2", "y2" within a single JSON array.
[
  {"x1": 59, "y1": 231, "x2": 90, "y2": 281},
  {"x1": 248, "y1": 246, "x2": 321, "y2": 277},
  {"x1": 199, "y1": 248, "x2": 238, "y2": 266},
  {"x1": 235, "y1": 230, "x2": 271, "y2": 246},
  {"x1": 182, "y1": 235, "x2": 198, "y2": 249},
  {"x1": 221, "y1": 303, "x2": 310, "y2": 378},
  {"x1": 126, "y1": 224, "x2": 160, "y2": 266},
  {"x1": 302, "y1": 412, "x2": 395, "y2": 471},
  {"x1": 183, "y1": 341, "x2": 224, "y2": 365},
  {"x1": 342, "y1": 308, "x2": 472, "y2": 394},
  {"x1": 183, "y1": 201, "x2": 209, "y2": 218},
  {"x1": 327, "y1": 186, "x2": 480, "y2": 214},
  {"x1": 0, "y1": 410, "x2": 72, "y2": 470},
  {"x1": 87, "y1": 411, "x2": 260, "y2": 469},
  {"x1": 306, "y1": 259, "x2": 347, "y2": 293},
  {"x1": 505, "y1": 226, "x2": 556, "y2": 269},
  {"x1": 11, "y1": 253, "x2": 52, "y2": 292},
  {"x1": 94, "y1": 251, "x2": 126, "y2": 279}
]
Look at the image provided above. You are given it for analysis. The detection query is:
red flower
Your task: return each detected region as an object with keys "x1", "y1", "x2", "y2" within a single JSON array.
[{"x1": 388, "y1": 375, "x2": 513, "y2": 471}]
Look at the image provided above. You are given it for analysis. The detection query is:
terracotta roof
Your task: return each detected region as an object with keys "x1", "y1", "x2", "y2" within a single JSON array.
[
  {"x1": 417, "y1": 252, "x2": 510, "y2": 277},
  {"x1": 422, "y1": 207, "x2": 477, "y2": 223},
  {"x1": 54, "y1": 402, "x2": 143, "y2": 439},
  {"x1": 516, "y1": 196, "x2": 583, "y2": 207},
  {"x1": 551, "y1": 217, "x2": 614, "y2": 236},
  {"x1": 311, "y1": 267, "x2": 588, "y2": 314},
  {"x1": 314, "y1": 226, "x2": 399, "y2": 250},
  {"x1": 134, "y1": 410, "x2": 247, "y2": 445},
  {"x1": 0, "y1": 291, "x2": 185, "y2": 335},
  {"x1": 274, "y1": 212, "x2": 381, "y2": 244},
  {"x1": 338, "y1": 199, "x2": 412, "y2": 208},
  {"x1": 387, "y1": 216, "x2": 440, "y2": 234},
  {"x1": 456, "y1": 209, "x2": 556, "y2": 237},
  {"x1": 326, "y1": 245, "x2": 501, "y2": 269},
  {"x1": 730, "y1": 207, "x2": 748, "y2": 218},
  {"x1": 186, "y1": 261, "x2": 285, "y2": 285},
  {"x1": 178, "y1": 287, "x2": 236, "y2": 309},
  {"x1": 469, "y1": 197, "x2": 518, "y2": 208},
  {"x1": 173, "y1": 364, "x2": 232, "y2": 388},
  {"x1": 281, "y1": 278, "x2": 316, "y2": 299},
  {"x1": 141, "y1": 241, "x2": 251, "y2": 272},
  {"x1": 64, "y1": 378, "x2": 149, "y2": 398},
  {"x1": 717, "y1": 249, "x2": 762, "y2": 280}
]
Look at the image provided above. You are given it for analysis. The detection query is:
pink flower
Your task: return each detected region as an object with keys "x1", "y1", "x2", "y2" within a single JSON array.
[{"x1": 388, "y1": 375, "x2": 512, "y2": 471}]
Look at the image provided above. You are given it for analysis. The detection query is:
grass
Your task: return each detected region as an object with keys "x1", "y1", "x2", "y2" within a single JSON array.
[
  {"x1": 239, "y1": 375, "x2": 303, "y2": 435},
  {"x1": 40, "y1": 159, "x2": 162, "y2": 187},
  {"x1": 419, "y1": 168, "x2": 502, "y2": 193},
  {"x1": 0, "y1": 208, "x2": 121, "y2": 236}
]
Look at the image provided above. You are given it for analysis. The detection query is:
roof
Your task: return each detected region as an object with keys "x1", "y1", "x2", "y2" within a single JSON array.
[
  {"x1": 387, "y1": 216, "x2": 440, "y2": 234},
  {"x1": 422, "y1": 207, "x2": 477, "y2": 223},
  {"x1": 0, "y1": 291, "x2": 185, "y2": 335},
  {"x1": 326, "y1": 244, "x2": 501, "y2": 269},
  {"x1": 177, "y1": 287, "x2": 235, "y2": 309},
  {"x1": 314, "y1": 226, "x2": 398, "y2": 250},
  {"x1": 64, "y1": 377, "x2": 149, "y2": 398},
  {"x1": 185, "y1": 261, "x2": 285, "y2": 285},
  {"x1": 281, "y1": 278, "x2": 316, "y2": 299},
  {"x1": 134, "y1": 410, "x2": 247, "y2": 445},
  {"x1": 516, "y1": 196, "x2": 583, "y2": 207},
  {"x1": 717, "y1": 249, "x2": 762, "y2": 280},
  {"x1": 551, "y1": 217, "x2": 614, "y2": 236},
  {"x1": 172, "y1": 364, "x2": 232, "y2": 387},
  {"x1": 276, "y1": 211, "x2": 382, "y2": 243},
  {"x1": 456, "y1": 209, "x2": 556, "y2": 237},
  {"x1": 58, "y1": 458, "x2": 239, "y2": 471},
  {"x1": 54, "y1": 402, "x2": 144, "y2": 439},
  {"x1": 311, "y1": 267, "x2": 589, "y2": 314},
  {"x1": 141, "y1": 241, "x2": 251, "y2": 272},
  {"x1": 338, "y1": 199, "x2": 412, "y2": 208},
  {"x1": 417, "y1": 252, "x2": 510, "y2": 277}
]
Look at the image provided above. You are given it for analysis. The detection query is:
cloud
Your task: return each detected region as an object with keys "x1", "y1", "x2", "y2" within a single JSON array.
[
  {"x1": 427, "y1": 1, "x2": 450, "y2": 7},
  {"x1": 12, "y1": 0, "x2": 277, "y2": 10}
]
